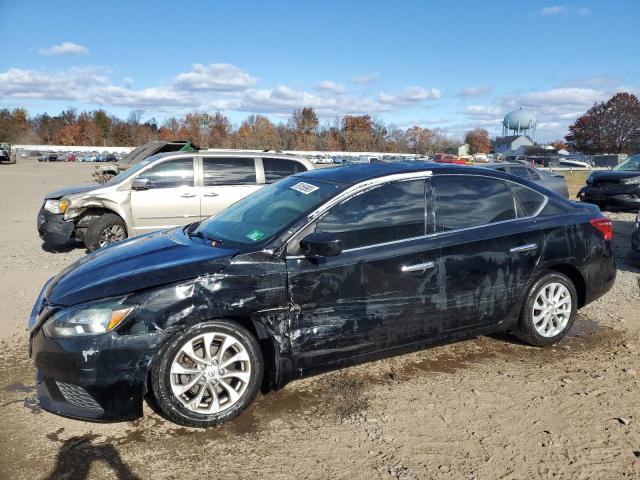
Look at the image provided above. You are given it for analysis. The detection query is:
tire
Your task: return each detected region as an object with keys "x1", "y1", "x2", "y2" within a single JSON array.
[
  {"x1": 513, "y1": 272, "x2": 578, "y2": 347},
  {"x1": 151, "y1": 320, "x2": 263, "y2": 428},
  {"x1": 83, "y1": 213, "x2": 127, "y2": 251}
]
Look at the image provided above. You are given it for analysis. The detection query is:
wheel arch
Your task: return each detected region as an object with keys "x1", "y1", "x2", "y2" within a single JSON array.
[
  {"x1": 75, "y1": 207, "x2": 129, "y2": 236},
  {"x1": 545, "y1": 263, "x2": 587, "y2": 308}
]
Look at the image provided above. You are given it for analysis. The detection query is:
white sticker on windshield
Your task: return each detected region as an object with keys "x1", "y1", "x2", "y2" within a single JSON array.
[{"x1": 290, "y1": 181, "x2": 319, "y2": 195}]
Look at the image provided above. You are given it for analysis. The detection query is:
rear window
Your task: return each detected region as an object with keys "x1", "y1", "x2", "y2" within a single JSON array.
[
  {"x1": 434, "y1": 176, "x2": 516, "y2": 231},
  {"x1": 510, "y1": 183, "x2": 546, "y2": 216},
  {"x1": 203, "y1": 157, "x2": 256, "y2": 186},
  {"x1": 263, "y1": 157, "x2": 306, "y2": 183}
]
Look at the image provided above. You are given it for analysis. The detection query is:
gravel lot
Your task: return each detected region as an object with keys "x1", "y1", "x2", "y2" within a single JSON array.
[{"x1": 1, "y1": 158, "x2": 639, "y2": 479}]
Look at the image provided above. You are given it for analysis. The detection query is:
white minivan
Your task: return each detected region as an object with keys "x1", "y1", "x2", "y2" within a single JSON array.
[{"x1": 38, "y1": 151, "x2": 314, "y2": 251}]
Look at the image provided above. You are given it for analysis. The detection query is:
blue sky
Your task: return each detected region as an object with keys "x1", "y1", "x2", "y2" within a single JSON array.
[{"x1": 1, "y1": 0, "x2": 639, "y2": 141}]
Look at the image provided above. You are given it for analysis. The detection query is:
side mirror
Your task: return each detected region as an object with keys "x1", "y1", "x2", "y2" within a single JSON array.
[
  {"x1": 132, "y1": 178, "x2": 150, "y2": 190},
  {"x1": 300, "y1": 232, "x2": 342, "y2": 257}
]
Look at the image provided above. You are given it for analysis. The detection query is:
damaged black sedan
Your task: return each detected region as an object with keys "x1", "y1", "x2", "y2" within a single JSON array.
[
  {"x1": 29, "y1": 163, "x2": 616, "y2": 427},
  {"x1": 578, "y1": 154, "x2": 640, "y2": 210}
]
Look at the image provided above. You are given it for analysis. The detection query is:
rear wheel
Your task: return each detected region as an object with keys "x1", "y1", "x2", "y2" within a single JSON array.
[
  {"x1": 84, "y1": 213, "x2": 127, "y2": 251},
  {"x1": 513, "y1": 272, "x2": 578, "y2": 346},
  {"x1": 151, "y1": 320, "x2": 263, "y2": 428}
]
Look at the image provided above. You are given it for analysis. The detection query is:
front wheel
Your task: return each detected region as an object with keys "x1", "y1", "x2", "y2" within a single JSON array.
[
  {"x1": 513, "y1": 272, "x2": 578, "y2": 346},
  {"x1": 84, "y1": 213, "x2": 127, "y2": 251},
  {"x1": 151, "y1": 321, "x2": 264, "y2": 428}
]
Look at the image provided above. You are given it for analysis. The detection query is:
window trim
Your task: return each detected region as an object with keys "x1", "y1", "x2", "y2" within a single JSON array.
[{"x1": 284, "y1": 172, "x2": 547, "y2": 259}]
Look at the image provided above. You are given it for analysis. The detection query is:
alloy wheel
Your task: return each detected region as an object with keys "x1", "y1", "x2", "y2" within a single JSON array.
[
  {"x1": 532, "y1": 282, "x2": 572, "y2": 338},
  {"x1": 169, "y1": 332, "x2": 252, "y2": 415},
  {"x1": 98, "y1": 224, "x2": 126, "y2": 247}
]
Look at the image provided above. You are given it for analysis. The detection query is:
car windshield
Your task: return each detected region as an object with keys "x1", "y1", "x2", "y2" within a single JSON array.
[
  {"x1": 103, "y1": 154, "x2": 164, "y2": 186},
  {"x1": 613, "y1": 155, "x2": 640, "y2": 171},
  {"x1": 196, "y1": 176, "x2": 345, "y2": 247}
]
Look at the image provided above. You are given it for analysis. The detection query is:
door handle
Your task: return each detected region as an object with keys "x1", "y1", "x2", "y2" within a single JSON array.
[
  {"x1": 509, "y1": 243, "x2": 537, "y2": 253},
  {"x1": 401, "y1": 261, "x2": 436, "y2": 273},
  {"x1": 180, "y1": 193, "x2": 197, "y2": 198},
  {"x1": 203, "y1": 192, "x2": 219, "y2": 197}
]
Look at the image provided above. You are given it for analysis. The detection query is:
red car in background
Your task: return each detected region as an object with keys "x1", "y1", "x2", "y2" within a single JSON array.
[{"x1": 432, "y1": 153, "x2": 468, "y2": 165}]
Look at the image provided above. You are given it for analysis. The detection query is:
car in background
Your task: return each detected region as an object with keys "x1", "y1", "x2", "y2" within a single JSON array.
[
  {"x1": 632, "y1": 211, "x2": 640, "y2": 252},
  {"x1": 484, "y1": 162, "x2": 569, "y2": 198},
  {"x1": 578, "y1": 155, "x2": 640, "y2": 210},
  {"x1": 37, "y1": 151, "x2": 314, "y2": 251},
  {"x1": 432, "y1": 153, "x2": 468, "y2": 165},
  {"x1": 0, "y1": 143, "x2": 16, "y2": 164},
  {"x1": 28, "y1": 162, "x2": 616, "y2": 426}
]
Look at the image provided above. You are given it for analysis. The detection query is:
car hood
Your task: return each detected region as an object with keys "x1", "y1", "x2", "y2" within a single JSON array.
[
  {"x1": 589, "y1": 170, "x2": 640, "y2": 182},
  {"x1": 45, "y1": 183, "x2": 102, "y2": 200},
  {"x1": 46, "y1": 228, "x2": 238, "y2": 306}
]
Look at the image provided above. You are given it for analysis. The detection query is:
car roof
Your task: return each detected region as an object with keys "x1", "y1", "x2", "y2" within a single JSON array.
[
  {"x1": 483, "y1": 162, "x2": 533, "y2": 169},
  {"x1": 295, "y1": 161, "x2": 517, "y2": 185}
]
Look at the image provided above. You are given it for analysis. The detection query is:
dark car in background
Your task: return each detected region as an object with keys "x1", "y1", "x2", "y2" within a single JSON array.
[
  {"x1": 29, "y1": 163, "x2": 615, "y2": 427},
  {"x1": 578, "y1": 155, "x2": 640, "y2": 209},
  {"x1": 484, "y1": 162, "x2": 569, "y2": 198}
]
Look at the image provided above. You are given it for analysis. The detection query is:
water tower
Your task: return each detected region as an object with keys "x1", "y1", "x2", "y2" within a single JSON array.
[{"x1": 502, "y1": 108, "x2": 537, "y2": 140}]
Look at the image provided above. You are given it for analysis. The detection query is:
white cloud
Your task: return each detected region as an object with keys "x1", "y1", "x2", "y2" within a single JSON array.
[
  {"x1": 464, "y1": 105, "x2": 502, "y2": 117},
  {"x1": 0, "y1": 67, "x2": 108, "y2": 100},
  {"x1": 351, "y1": 72, "x2": 380, "y2": 85},
  {"x1": 457, "y1": 85, "x2": 493, "y2": 98},
  {"x1": 315, "y1": 80, "x2": 346, "y2": 94},
  {"x1": 174, "y1": 63, "x2": 258, "y2": 92},
  {"x1": 38, "y1": 42, "x2": 89, "y2": 56},
  {"x1": 537, "y1": 5, "x2": 591, "y2": 16},
  {"x1": 378, "y1": 86, "x2": 441, "y2": 105},
  {"x1": 540, "y1": 5, "x2": 566, "y2": 15}
]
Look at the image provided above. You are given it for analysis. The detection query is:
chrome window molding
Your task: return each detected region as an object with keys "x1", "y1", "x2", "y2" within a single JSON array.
[{"x1": 284, "y1": 171, "x2": 548, "y2": 259}]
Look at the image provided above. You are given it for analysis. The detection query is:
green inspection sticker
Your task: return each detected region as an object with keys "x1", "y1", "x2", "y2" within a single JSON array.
[{"x1": 246, "y1": 229, "x2": 265, "y2": 242}]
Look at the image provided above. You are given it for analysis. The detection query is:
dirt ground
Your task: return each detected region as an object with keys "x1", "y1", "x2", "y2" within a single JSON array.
[{"x1": 1, "y1": 158, "x2": 639, "y2": 480}]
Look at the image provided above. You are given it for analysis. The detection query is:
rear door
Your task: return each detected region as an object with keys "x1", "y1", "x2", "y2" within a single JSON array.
[
  {"x1": 432, "y1": 175, "x2": 542, "y2": 332},
  {"x1": 129, "y1": 156, "x2": 199, "y2": 234},
  {"x1": 198, "y1": 156, "x2": 261, "y2": 219}
]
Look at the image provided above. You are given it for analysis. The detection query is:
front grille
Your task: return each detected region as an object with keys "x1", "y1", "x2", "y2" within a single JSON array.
[{"x1": 56, "y1": 381, "x2": 102, "y2": 410}]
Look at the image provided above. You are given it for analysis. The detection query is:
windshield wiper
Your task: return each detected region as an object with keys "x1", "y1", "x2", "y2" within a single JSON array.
[{"x1": 186, "y1": 227, "x2": 224, "y2": 246}]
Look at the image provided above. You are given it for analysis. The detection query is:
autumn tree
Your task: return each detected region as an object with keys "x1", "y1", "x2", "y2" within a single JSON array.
[
  {"x1": 289, "y1": 107, "x2": 319, "y2": 150},
  {"x1": 208, "y1": 112, "x2": 231, "y2": 148},
  {"x1": 549, "y1": 139, "x2": 568, "y2": 151},
  {"x1": 237, "y1": 114, "x2": 276, "y2": 149},
  {"x1": 464, "y1": 128, "x2": 491, "y2": 154},
  {"x1": 405, "y1": 126, "x2": 433, "y2": 155},
  {"x1": 566, "y1": 92, "x2": 640, "y2": 154},
  {"x1": 341, "y1": 115, "x2": 374, "y2": 151}
]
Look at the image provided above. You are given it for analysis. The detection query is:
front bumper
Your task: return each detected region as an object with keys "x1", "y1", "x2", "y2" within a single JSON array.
[
  {"x1": 37, "y1": 207, "x2": 75, "y2": 246},
  {"x1": 577, "y1": 185, "x2": 640, "y2": 209},
  {"x1": 31, "y1": 327, "x2": 168, "y2": 422}
]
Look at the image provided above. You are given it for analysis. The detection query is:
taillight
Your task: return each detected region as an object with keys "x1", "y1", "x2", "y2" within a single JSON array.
[{"x1": 590, "y1": 217, "x2": 613, "y2": 241}]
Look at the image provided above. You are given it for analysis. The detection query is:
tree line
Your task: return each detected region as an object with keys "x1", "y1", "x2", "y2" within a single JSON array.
[
  {"x1": 0, "y1": 107, "x2": 464, "y2": 155},
  {"x1": 1, "y1": 92, "x2": 638, "y2": 154}
]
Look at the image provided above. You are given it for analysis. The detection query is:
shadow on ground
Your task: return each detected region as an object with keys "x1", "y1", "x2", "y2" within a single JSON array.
[{"x1": 46, "y1": 435, "x2": 139, "y2": 480}]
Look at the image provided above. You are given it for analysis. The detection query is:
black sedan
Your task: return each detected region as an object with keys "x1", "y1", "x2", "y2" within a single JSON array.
[
  {"x1": 483, "y1": 162, "x2": 569, "y2": 198},
  {"x1": 29, "y1": 163, "x2": 616, "y2": 427},
  {"x1": 578, "y1": 154, "x2": 640, "y2": 209}
]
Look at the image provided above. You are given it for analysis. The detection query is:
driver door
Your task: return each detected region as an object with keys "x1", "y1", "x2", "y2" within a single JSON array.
[
  {"x1": 130, "y1": 157, "x2": 200, "y2": 234},
  {"x1": 286, "y1": 178, "x2": 442, "y2": 371}
]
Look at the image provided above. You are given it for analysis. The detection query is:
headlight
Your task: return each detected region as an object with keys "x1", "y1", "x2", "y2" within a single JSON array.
[
  {"x1": 42, "y1": 298, "x2": 135, "y2": 338},
  {"x1": 44, "y1": 198, "x2": 70, "y2": 214},
  {"x1": 621, "y1": 177, "x2": 640, "y2": 185}
]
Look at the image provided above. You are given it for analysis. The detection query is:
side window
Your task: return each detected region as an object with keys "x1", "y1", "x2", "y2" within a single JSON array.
[
  {"x1": 138, "y1": 158, "x2": 194, "y2": 189},
  {"x1": 263, "y1": 158, "x2": 306, "y2": 183},
  {"x1": 434, "y1": 176, "x2": 516, "y2": 231},
  {"x1": 316, "y1": 180, "x2": 426, "y2": 250},
  {"x1": 203, "y1": 157, "x2": 256, "y2": 186},
  {"x1": 509, "y1": 183, "x2": 546, "y2": 216}
]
